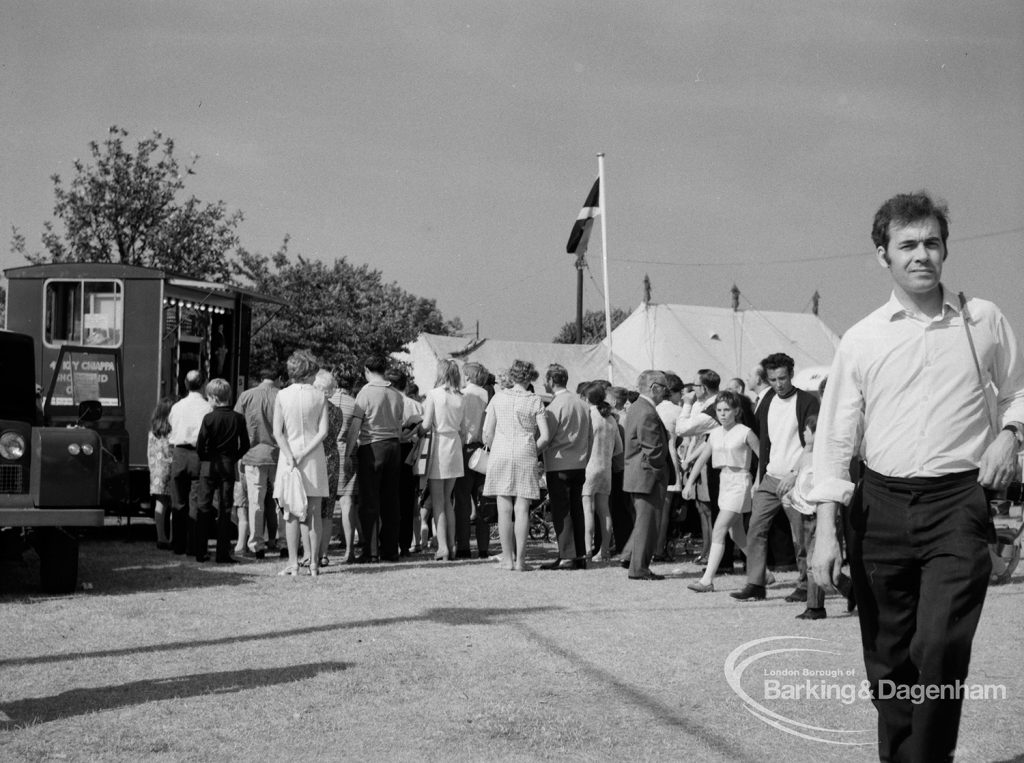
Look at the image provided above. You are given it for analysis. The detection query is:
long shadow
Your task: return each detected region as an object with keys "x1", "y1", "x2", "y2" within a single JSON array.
[
  {"x1": 0, "y1": 605, "x2": 562, "y2": 669},
  {"x1": 516, "y1": 623, "x2": 759, "y2": 763},
  {"x1": 0, "y1": 661, "x2": 350, "y2": 728}
]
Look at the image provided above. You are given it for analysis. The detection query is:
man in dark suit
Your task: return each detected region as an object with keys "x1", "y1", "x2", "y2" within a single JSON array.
[{"x1": 619, "y1": 370, "x2": 671, "y2": 580}]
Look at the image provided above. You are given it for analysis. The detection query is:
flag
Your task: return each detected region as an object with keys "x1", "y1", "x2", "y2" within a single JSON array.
[{"x1": 566, "y1": 178, "x2": 600, "y2": 255}]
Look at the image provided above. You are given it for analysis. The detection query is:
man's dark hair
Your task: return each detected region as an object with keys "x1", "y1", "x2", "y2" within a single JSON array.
[
  {"x1": 546, "y1": 363, "x2": 569, "y2": 388},
  {"x1": 729, "y1": 377, "x2": 746, "y2": 393},
  {"x1": 871, "y1": 191, "x2": 950, "y2": 250},
  {"x1": 761, "y1": 353, "x2": 795, "y2": 375},
  {"x1": 697, "y1": 369, "x2": 720, "y2": 393},
  {"x1": 385, "y1": 368, "x2": 408, "y2": 391},
  {"x1": 664, "y1": 372, "x2": 684, "y2": 394},
  {"x1": 364, "y1": 355, "x2": 388, "y2": 374}
]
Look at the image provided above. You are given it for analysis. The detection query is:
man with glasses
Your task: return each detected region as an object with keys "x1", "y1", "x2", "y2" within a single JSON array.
[{"x1": 619, "y1": 370, "x2": 672, "y2": 580}]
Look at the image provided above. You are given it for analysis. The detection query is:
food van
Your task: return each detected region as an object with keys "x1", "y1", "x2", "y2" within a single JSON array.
[{"x1": 3, "y1": 262, "x2": 285, "y2": 513}]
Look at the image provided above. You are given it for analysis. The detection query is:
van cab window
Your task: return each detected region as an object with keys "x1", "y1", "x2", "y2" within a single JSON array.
[{"x1": 44, "y1": 280, "x2": 124, "y2": 348}]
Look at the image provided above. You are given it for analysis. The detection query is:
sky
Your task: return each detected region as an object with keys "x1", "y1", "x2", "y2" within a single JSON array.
[{"x1": 2, "y1": 2, "x2": 1023, "y2": 343}]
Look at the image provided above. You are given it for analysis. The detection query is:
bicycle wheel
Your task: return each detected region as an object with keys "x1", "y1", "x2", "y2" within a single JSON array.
[{"x1": 989, "y1": 527, "x2": 1021, "y2": 585}]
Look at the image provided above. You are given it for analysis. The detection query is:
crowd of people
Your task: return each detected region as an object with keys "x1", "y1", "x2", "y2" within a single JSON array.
[
  {"x1": 145, "y1": 344, "x2": 840, "y2": 614},
  {"x1": 141, "y1": 191, "x2": 1024, "y2": 760}
]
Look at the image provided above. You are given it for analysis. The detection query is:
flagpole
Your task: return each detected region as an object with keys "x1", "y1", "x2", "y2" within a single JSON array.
[{"x1": 598, "y1": 153, "x2": 612, "y2": 382}]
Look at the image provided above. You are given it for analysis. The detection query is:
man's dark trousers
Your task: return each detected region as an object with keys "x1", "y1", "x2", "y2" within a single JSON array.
[
  {"x1": 845, "y1": 468, "x2": 991, "y2": 763},
  {"x1": 609, "y1": 468, "x2": 633, "y2": 555},
  {"x1": 169, "y1": 446, "x2": 201, "y2": 556},
  {"x1": 357, "y1": 439, "x2": 401, "y2": 559},
  {"x1": 453, "y1": 446, "x2": 488, "y2": 556},
  {"x1": 546, "y1": 469, "x2": 587, "y2": 560},
  {"x1": 624, "y1": 482, "x2": 665, "y2": 576},
  {"x1": 397, "y1": 441, "x2": 416, "y2": 553}
]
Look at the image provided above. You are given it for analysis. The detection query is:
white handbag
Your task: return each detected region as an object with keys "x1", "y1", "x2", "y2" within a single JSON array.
[{"x1": 467, "y1": 448, "x2": 489, "y2": 474}]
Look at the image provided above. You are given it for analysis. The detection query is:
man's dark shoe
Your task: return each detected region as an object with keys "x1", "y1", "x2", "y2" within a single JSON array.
[
  {"x1": 629, "y1": 571, "x2": 665, "y2": 581},
  {"x1": 279, "y1": 548, "x2": 289, "y2": 559},
  {"x1": 254, "y1": 549, "x2": 266, "y2": 560},
  {"x1": 730, "y1": 584, "x2": 766, "y2": 601},
  {"x1": 785, "y1": 588, "x2": 808, "y2": 603},
  {"x1": 796, "y1": 607, "x2": 827, "y2": 620},
  {"x1": 618, "y1": 559, "x2": 630, "y2": 569},
  {"x1": 539, "y1": 558, "x2": 563, "y2": 570},
  {"x1": 454, "y1": 549, "x2": 473, "y2": 560},
  {"x1": 477, "y1": 551, "x2": 490, "y2": 560},
  {"x1": 558, "y1": 558, "x2": 586, "y2": 570}
]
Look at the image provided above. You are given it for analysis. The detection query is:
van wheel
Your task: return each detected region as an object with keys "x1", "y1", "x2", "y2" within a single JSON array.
[{"x1": 36, "y1": 528, "x2": 80, "y2": 594}]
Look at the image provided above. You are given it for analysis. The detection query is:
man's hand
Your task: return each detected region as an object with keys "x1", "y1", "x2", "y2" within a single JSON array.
[
  {"x1": 681, "y1": 389, "x2": 698, "y2": 405},
  {"x1": 810, "y1": 533, "x2": 844, "y2": 591},
  {"x1": 775, "y1": 471, "x2": 798, "y2": 497},
  {"x1": 978, "y1": 430, "x2": 1019, "y2": 489}
]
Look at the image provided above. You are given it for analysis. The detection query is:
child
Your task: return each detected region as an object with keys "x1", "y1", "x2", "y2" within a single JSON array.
[
  {"x1": 147, "y1": 397, "x2": 175, "y2": 550},
  {"x1": 682, "y1": 390, "x2": 760, "y2": 592},
  {"x1": 197, "y1": 379, "x2": 250, "y2": 564},
  {"x1": 781, "y1": 414, "x2": 853, "y2": 619}
]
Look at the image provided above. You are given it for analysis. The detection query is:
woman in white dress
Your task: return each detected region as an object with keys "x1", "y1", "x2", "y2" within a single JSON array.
[
  {"x1": 273, "y1": 350, "x2": 329, "y2": 577},
  {"x1": 482, "y1": 360, "x2": 551, "y2": 571},
  {"x1": 420, "y1": 359, "x2": 469, "y2": 561},
  {"x1": 582, "y1": 382, "x2": 622, "y2": 563},
  {"x1": 682, "y1": 390, "x2": 759, "y2": 592}
]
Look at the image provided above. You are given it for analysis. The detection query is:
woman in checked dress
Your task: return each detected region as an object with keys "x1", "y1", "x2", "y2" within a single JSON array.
[{"x1": 482, "y1": 359, "x2": 551, "y2": 571}]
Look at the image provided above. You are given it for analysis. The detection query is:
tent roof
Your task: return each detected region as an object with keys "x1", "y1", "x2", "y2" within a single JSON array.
[
  {"x1": 398, "y1": 334, "x2": 642, "y2": 391},
  {"x1": 607, "y1": 302, "x2": 840, "y2": 382}
]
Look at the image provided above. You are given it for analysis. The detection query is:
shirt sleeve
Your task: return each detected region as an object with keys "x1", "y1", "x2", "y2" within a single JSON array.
[
  {"x1": 676, "y1": 410, "x2": 717, "y2": 438},
  {"x1": 990, "y1": 307, "x2": 1024, "y2": 428},
  {"x1": 808, "y1": 339, "x2": 863, "y2": 505}
]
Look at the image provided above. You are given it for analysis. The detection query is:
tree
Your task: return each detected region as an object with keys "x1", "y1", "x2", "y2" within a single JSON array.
[
  {"x1": 235, "y1": 240, "x2": 461, "y2": 382},
  {"x1": 552, "y1": 307, "x2": 629, "y2": 344},
  {"x1": 10, "y1": 126, "x2": 241, "y2": 281}
]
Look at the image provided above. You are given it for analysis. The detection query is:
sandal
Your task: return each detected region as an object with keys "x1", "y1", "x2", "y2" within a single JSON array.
[
  {"x1": 298, "y1": 557, "x2": 311, "y2": 568},
  {"x1": 319, "y1": 556, "x2": 330, "y2": 567},
  {"x1": 278, "y1": 565, "x2": 298, "y2": 576}
]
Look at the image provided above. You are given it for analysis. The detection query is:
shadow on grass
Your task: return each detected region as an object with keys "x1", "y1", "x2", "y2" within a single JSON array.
[
  {"x1": 517, "y1": 623, "x2": 759, "y2": 763},
  {"x1": 0, "y1": 661, "x2": 350, "y2": 728},
  {"x1": 0, "y1": 605, "x2": 562, "y2": 668}
]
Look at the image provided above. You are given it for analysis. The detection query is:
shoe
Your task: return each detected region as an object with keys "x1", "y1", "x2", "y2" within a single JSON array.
[
  {"x1": 380, "y1": 554, "x2": 400, "y2": 562},
  {"x1": 558, "y1": 558, "x2": 586, "y2": 570},
  {"x1": 730, "y1": 584, "x2": 766, "y2": 601},
  {"x1": 319, "y1": 556, "x2": 330, "y2": 567},
  {"x1": 765, "y1": 571, "x2": 777, "y2": 586},
  {"x1": 629, "y1": 571, "x2": 665, "y2": 581},
  {"x1": 454, "y1": 549, "x2": 473, "y2": 560},
  {"x1": 215, "y1": 557, "x2": 239, "y2": 565},
  {"x1": 618, "y1": 559, "x2": 631, "y2": 569},
  {"x1": 477, "y1": 551, "x2": 490, "y2": 560},
  {"x1": 279, "y1": 548, "x2": 289, "y2": 559},
  {"x1": 278, "y1": 565, "x2": 298, "y2": 576},
  {"x1": 156, "y1": 541, "x2": 173, "y2": 551},
  {"x1": 796, "y1": 607, "x2": 826, "y2": 620},
  {"x1": 298, "y1": 557, "x2": 311, "y2": 568},
  {"x1": 196, "y1": 554, "x2": 210, "y2": 563},
  {"x1": 694, "y1": 555, "x2": 709, "y2": 565},
  {"x1": 836, "y1": 576, "x2": 857, "y2": 612},
  {"x1": 785, "y1": 588, "x2": 808, "y2": 603},
  {"x1": 539, "y1": 558, "x2": 563, "y2": 570},
  {"x1": 687, "y1": 581, "x2": 714, "y2": 593},
  {"x1": 254, "y1": 550, "x2": 266, "y2": 560}
]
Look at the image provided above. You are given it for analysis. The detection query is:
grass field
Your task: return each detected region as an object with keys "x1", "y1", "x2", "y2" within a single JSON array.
[{"x1": 1, "y1": 523, "x2": 1023, "y2": 762}]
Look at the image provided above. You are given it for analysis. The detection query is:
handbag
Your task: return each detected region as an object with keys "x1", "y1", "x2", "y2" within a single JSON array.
[{"x1": 467, "y1": 447, "x2": 489, "y2": 474}]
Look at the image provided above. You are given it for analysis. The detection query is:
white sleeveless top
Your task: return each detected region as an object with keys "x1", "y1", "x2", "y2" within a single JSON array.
[{"x1": 709, "y1": 424, "x2": 752, "y2": 470}]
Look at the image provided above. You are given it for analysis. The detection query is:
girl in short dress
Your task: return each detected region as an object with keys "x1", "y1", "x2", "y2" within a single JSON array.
[
  {"x1": 482, "y1": 359, "x2": 551, "y2": 571},
  {"x1": 419, "y1": 359, "x2": 469, "y2": 561},
  {"x1": 582, "y1": 382, "x2": 622, "y2": 562},
  {"x1": 147, "y1": 397, "x2": 175, "y2": 549},
  {"x1": 682, "y1": 390, "x2": 759, "y2": 592}
]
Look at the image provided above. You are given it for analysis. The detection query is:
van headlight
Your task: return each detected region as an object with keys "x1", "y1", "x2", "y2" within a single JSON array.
[{"x1": 0, "y1": 431, "x2": 26, "y2": 460}]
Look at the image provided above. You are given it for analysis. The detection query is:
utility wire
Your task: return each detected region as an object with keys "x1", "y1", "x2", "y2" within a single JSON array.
[{"x1": 616, "y1": 226, "x2": 1024, "y2": 268}]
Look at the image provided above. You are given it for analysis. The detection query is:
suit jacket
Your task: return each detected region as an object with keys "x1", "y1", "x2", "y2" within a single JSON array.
[{"x1": 622, "y1": 397, "x2": 670, "y2": 494}]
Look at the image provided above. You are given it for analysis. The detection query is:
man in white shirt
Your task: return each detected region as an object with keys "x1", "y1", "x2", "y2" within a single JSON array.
[
  {"x1": 167, "y1": 370, "x2": 213, "y2": 558},
  {"x1": 811, "y1": 191, "x2": 1024, "y2": 762}
]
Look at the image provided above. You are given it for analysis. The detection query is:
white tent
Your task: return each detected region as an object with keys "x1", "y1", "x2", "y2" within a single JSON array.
[
  {"x1": 606, "y1": 302, "x2": 840, "y2": 383},
  {"x1": 397, "y1": 334, "x2": 642, "y2": 394}
]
